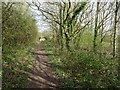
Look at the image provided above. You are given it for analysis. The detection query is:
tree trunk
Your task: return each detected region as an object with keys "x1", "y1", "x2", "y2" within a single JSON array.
[
  {"x1": 59, "y1": 3, "x2": 63, "y2": 51},
  {"x1": 64, "y1": 32, "x2": 70, "y2": 51},
  {"x1": 93, "y1": 2, "x2": 99, "y2": 52},
  {"x1": 113, "y1": 1, "x2": 118, "y2": 58},
  {"x1": 118, "y1": 0, "x2": 120, "y2": 82}
]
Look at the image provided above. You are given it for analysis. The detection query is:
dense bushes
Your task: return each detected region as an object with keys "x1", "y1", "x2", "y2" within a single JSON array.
[
  {"x1": 40, "y1": 30, "x2": 119, "y2": 88},
  {"x1": 49, "y1": 49, "x2": 119, "y2": 88},
  {"x1": 2, "y1": 2, "x2": 38, "y2": 88},
  {"x1": 2, "y1": 46, "x2": 34, "y2": 88},
  {"x1": 60, "y1": 51, "x2": 120, "y2": 87},
  {"x1": 2, "y1": 3, "x2": 37, "y2": 47}
]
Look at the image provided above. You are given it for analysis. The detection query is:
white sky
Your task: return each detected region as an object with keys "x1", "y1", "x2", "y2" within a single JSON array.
[
  {"x1": 29, "y1": 0, "x2": 120, "y2": 32},
  {"x1": 2, "y1": 0, "x2": 117, "y2": 2},
  {"x1": 29, "y1": 4, "x2": 50, "y2": 32}
]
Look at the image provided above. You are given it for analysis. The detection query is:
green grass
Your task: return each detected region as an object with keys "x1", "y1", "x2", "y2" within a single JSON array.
[
  {"x1": 43, "y1": 40, "x2": 120, "y2": 88},
  {"x1": 2, "y1": 43, "x2": 36, "y2": 89},
  {"x1": 102, "y1": 42, "x2": 110, "y2": 47}
]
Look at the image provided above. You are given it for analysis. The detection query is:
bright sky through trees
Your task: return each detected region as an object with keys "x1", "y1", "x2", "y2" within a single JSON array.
[{"x1": 29, "y1": 0, "x2": 117, "y2": 32}]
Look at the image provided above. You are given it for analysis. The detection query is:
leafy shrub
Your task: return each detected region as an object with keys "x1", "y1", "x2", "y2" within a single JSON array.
[
  {"x1": 2, "y1": 46, "x2": 34, "y2": 88},
  {"x1": 51, "y1": 50, "x2": 119, "y2": 88},
  {"x1": 2, "y1": 2, "x2": 38, "y2": 88}
]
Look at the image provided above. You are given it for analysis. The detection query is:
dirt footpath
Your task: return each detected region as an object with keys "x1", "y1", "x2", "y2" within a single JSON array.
[{"x1": 27, "y1": 45, "x2": 59, "y2": 89}]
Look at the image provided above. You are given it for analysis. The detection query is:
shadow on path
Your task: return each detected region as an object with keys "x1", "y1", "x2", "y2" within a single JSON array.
[{"x1": 26, "y1": 45, "x2": 60, "y2": 89}]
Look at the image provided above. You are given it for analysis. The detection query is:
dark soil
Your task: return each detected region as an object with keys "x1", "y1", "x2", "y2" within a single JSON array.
[{"x1": 27, "y1": 45, "x2": 60, "y2": 89}]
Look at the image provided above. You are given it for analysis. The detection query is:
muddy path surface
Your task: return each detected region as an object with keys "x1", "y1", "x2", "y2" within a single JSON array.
[{"x1": 27, "y1": 45, "x2": 60, "y2": 89}]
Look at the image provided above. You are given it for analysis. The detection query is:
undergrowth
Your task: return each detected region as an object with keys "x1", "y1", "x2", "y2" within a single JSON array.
[
  {"x1": 2, "y1": 43, "x2": 36, "y2": 89},
  {"x1": 43, "y1": 40, "x2": 120, "y2": 88}
]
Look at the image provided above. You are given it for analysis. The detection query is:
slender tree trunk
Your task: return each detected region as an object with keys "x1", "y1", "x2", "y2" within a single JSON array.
[
  {"x1": 118, "y1": 0, "x2": 120, "y2": 81},
  {"x1": 93, "y1": 2, "x2": 99, "y2": 52},
  {"x1": 99, "y1": 6, "x2": 104, "y2": 58},
  {"x1": 118, "y1": 1, "x2": 120, "y2": 57},
  {"x1": 59, "y1": 3, "x2": 63, "y2": 51},
  {"x1": 113, "y1": 1, "x2": 118, "y2": 58},
  {"x1": 64, "y1": 32, "x2": 70, "y2": 51},
  {"x1": 110, "y1": 11, "x2": 113, "y2": 48},
  {"x1": 76, "y1": 34, "x2": 81, "y2": 49}
]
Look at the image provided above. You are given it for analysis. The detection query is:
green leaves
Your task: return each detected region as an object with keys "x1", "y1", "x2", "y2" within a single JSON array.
[
  {"x1": 50, "y1": 50, "x2": 119, "y2": 88},
  {"x1": 2, "y1": 2, "x2": 38, "y2": 88},
  {"x1": 2, "y1": 3, "x2": 38, "y2": 48}
]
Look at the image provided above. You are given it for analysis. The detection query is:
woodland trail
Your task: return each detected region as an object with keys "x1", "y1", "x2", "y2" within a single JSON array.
[{"x1": 27, "y1": 45, "x2": 59, "y2": 89}]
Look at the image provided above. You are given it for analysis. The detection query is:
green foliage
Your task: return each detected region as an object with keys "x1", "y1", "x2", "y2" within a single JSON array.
[
  {"x1": 44, "y1": 38, "x2": 119, "y2": 88},
  {"x1": 2, "y1": 2, "x2": 38, "y2": 88},
  {"x1": 40, "y1": 1, "x2": 119, "y2": 88},
  {"x1": 79, "y1": 32, "x2": 93, "y2": 47},
  {"x1": 2, "y1": 5, "x2": 37, "y2": 47},
  {"x1": 2, "y1": 46, "x2": 34, "y2": 88},
  {"x1": 50, "y1": 50, "x2": 119, "y2": 88}
]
